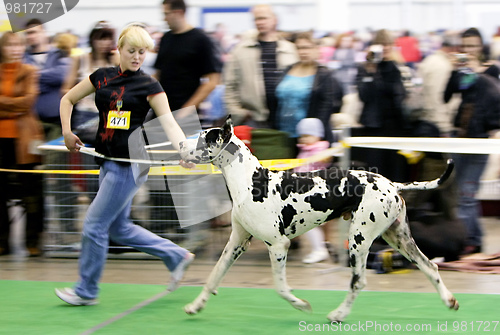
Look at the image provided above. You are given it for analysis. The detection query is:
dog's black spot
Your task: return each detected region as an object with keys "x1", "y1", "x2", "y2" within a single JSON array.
[
  {"x1": 384, "y1": 211, "x2": 388, "y2": 218},
  {"x1": 305, "y1": 193, "x2": 330, "y2": 212},
  {"x1": 204, "y1": 129, "x2": 220, "y2": 144},
  {"x1": 395, "y1": 196, "x2": 399, "y2": 203},
  {"x1": 380, "y1": 199, "x2": 384, "y2": 202},
  {"x1": 252, "y1": 167, "x2": 269, "y2": 203},
  {"x1": 370, "y1": 212, "x2": 375, "y2": 222},
  {"x1": 350, "y1": 274, "x2": 360, "y2": 289},
  {"x1": 265, "y1": 241, "x2": 272, "y2": 246},
  {"x1": 372, "y1": 184, "x2": 379, "y2": 191},
  {"x1": 275, "y1": 170, "x2": 316, "y2": 201},
  {"x1": 299, "y1": 218, "x2": 305, "y2": 224},
  {"x1": 366, "y1": 174, "x2": 375, "y2": 183},
  {"x1": 354, "y1": 233, "x2": 365, "y2": 245},
  {"x1": 278, "y1": 220, "x2": 285, "y2": 236},
  {"x1": 277, "y1": 255, "x2": 286, "y2": 262},
  {"x1": 361, "y1": 221, "x2": 366, "y2": 225},
  {"x1": 281, "y1": 204, "x2": 297, "y2": 230},
  {"x1": 292, "y1": 198, "x2": 298, "y2": 202},
  {"x1": 349, "y1": 254, "x2": 356, "y2": 267}
]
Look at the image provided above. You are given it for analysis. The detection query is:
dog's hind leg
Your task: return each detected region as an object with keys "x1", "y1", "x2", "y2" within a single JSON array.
[
  {"x1": 184, "y1": 221, "x2": 252, "y2": 315},
  {"x1": 381, "y1": 207, "x2": 459, "y2": 311},
  {"x1": 327, "y1": 219, "x2": 377, "y2": 322},
  {"x1": 267, "y1": 237, "x2": 312, "y2": 313}
]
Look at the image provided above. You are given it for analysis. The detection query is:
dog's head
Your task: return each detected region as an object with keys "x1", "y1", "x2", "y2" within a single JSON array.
[{"x1": 180, "y1": 115, "x2": 234, "y2": 164}]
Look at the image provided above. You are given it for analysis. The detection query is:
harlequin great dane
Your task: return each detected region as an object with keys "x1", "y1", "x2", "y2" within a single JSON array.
[{"x1": 179, "y1": 116, "x2": 459, "y2": 322}]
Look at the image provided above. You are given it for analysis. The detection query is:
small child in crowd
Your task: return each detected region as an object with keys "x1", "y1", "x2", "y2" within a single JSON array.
[{"x1": 294, "y1": 118, "x2": 333, "y2": 263}]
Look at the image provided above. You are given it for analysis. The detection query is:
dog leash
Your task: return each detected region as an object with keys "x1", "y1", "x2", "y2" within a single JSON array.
[{"x1": 77, "y1": 145, "x2": 181, "y2": 166}]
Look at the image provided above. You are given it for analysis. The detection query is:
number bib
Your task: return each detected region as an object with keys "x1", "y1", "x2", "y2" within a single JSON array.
[{"x1": 107, "y1": 110, "x2": 131, "y2": 129}]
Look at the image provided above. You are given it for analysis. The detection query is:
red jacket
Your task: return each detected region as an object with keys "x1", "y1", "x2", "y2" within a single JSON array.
[{"x1": 396, "y1": 36, "x2": 421, "y2": 63}]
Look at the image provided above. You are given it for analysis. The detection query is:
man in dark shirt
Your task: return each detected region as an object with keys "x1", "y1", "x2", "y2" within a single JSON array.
[
  {"x1": 154, "y1": 0, "x2": 220, "y2": 113},
  {"x1": 153, "y1": 0, "x2": 220, "y2": 250}
]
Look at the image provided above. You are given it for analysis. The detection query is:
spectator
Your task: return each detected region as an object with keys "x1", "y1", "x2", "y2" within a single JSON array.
[
  {"x1": 331, "y1": 32, "x2": 357, "y2": 94},
  {"x1": 0, "y1": 31, "x2": 45, "y2": 256},
  {"x1": 395, "y1": 30, "x2": 421, "y2": 69},
  {"x1": 153, "y1": 0, "x2": 221, "y2": 250},
  {"x1": 223, "y1": 4, "x2": 298, "y2": 128},
  {"x1": 444, "y1": 27, "x2": 500, "y2": 255},
  {"x1": 275, "y1": 32, "x2": 341, "y2": 148},
  {"x1": 154, "y1": 0, "x2": 220, "y2": 114},
  {"x1": 354, "y1": 29, "x2": 408, "y2": 182},
  {"x1": 23, "y1": 19, "x2": 71, "y2": 141},
  {"x1": 141, "y1": 24, "x2": 163, "y2": 76},
  {"x1": 318, "y1": 35, "x2": 335, "y2": 65},
  {"x1": 294, "y1": 118, "x2": 333, "y2": 263},
  {"x1": 417, "y1": 31, "x2": 460, "y2": 136},
  {"x1": 62, "y1": 20, "x2": 119, "y2": 130}
]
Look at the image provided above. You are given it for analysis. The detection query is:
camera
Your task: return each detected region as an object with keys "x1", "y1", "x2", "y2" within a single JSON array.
[
  {"x1": 366, "y1": 44, "x2": 384, "y2": 63},
  {"x1": 454, "y1": 53, "x2": 468, "y2": 66}
]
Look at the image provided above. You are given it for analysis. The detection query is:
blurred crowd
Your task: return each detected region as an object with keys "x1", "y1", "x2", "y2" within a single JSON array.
[{"x1": 1, "y1": 1, "x2": 500, "y2": 265}]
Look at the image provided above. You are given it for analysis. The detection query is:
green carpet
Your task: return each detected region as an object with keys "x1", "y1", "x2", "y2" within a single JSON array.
[{"x1": 1, "y1": 280, "x2": 499, "y2": 335}]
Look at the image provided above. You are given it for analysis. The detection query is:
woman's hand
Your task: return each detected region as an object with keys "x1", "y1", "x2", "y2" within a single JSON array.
[
  {"x1": 63, "y1": 132, "x2": 84, "y2": 153},
  {"x1": 179, "y1": 159, "x2": 196, "y2": 169}
]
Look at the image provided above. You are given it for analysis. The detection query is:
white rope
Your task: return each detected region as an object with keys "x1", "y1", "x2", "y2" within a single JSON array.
[
  {"x1": 38, "y1": 136, "x2": 500, "y2": 168},
  {"x1": 344, "y1": 137, "x2": 500, "y2": 155}
]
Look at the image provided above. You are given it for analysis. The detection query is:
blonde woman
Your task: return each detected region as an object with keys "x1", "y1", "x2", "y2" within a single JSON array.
[{"x1": 55, "y1": 24, "x2": 194, "y2": 306}]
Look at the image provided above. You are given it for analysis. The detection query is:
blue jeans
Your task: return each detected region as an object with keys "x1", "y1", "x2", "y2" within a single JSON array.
[
  {"x1": 451, "y1": 153, "x2": 488, "y2": 247},
  {"x1": 75, "y1": 161, "x2": 188, "y2": 299}
]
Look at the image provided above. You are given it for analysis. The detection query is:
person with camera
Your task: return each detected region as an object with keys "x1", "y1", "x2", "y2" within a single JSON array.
[
  {"x1": 444, "y1": 27, "x2": 500, "y2": 256},
  {"x1": 354, "y1": 29, "x2": 408, "y2": 182}
]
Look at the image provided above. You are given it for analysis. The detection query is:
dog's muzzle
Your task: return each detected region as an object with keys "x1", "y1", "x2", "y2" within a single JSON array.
[{"x1": 179, "y1": 138, "x2": 200, "y2": 163}]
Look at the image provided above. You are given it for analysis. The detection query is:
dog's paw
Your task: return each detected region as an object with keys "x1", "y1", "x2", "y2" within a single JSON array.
[
  {"x1": 447, "y1": 297, "x2": 459, "y2": 311},
  {"x1": 292, "y1": 299, "x2": 312, "y2": 313},
  {"x1": 184, "y1": 303, "x2": 203, "y2": 315},
  {"x1": 327, "y1": 308, "x2": 348, "y2": 323}
]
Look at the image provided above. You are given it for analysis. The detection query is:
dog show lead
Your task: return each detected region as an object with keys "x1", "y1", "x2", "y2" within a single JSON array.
[{"x1": 55, "y1": 23, "x2": 195, "y2": 306}]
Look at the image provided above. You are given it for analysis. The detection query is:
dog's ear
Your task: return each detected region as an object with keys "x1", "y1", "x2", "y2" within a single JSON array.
[{"x1": 221, "y1": 115, "x2": 233, "y2": 142}]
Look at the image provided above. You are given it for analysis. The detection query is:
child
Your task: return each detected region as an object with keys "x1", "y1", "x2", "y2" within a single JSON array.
[{"x1": 295, "y1": 118, "x2": 333, "y2": 263}]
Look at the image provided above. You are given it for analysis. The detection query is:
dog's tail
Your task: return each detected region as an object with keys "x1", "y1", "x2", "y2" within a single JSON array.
[{"x1": 396, "y1": 159, "x2": 454, "y2": 191}]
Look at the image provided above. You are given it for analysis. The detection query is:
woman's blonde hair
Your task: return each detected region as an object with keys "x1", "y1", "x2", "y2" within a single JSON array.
[{"x1": 117, "y1": 23, "x2": 154, "y2": 50}]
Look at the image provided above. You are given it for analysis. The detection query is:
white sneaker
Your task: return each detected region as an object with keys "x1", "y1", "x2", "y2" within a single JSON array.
[
  {"x1": 168, "y1": 252, "x2": 195, "y2": 292},
  {"x1": 302, "y1": 249, "x2": 329, "y2": 264},
  {"x1": 55, "y1": 288, "x2": 98, "y2": 306}
]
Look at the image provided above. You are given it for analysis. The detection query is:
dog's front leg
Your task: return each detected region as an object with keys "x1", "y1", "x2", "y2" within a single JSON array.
[
  {"x1": 267, "y1": 238, "x2": 312, "y2": 313},
  {"x1": 185, "y1": 221, "x2": 252, "y2": 315}
]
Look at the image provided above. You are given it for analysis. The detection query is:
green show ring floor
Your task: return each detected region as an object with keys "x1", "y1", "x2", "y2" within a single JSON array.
[{"x1": 1, "y1": 280, "x2": 499, "y2": 335}]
